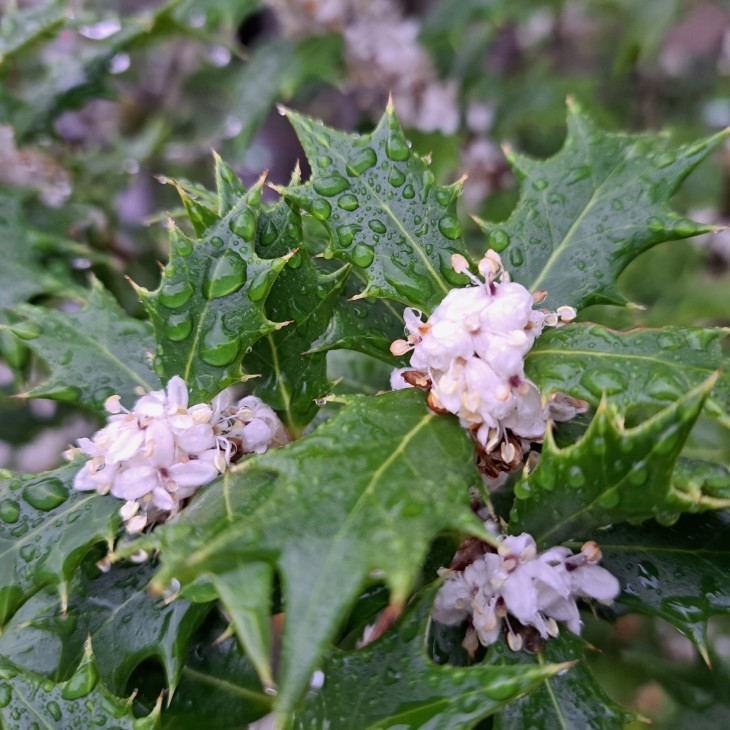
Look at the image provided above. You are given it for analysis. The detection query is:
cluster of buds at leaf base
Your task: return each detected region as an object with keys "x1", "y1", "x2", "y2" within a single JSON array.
[
  {"x1": 67, "y1": 377, "x2": 288, "y2": 533},
  {"x1": 390, "y1": 250, "x2": 585, "y2": 471},
  {"x1": 432, "y1": 530, "x2": 620, "y2": 654}
]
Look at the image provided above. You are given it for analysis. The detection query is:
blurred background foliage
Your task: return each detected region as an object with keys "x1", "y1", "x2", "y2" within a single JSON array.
[{"x1": 1, "y1": 1, "x2": 730, "y2": 725}]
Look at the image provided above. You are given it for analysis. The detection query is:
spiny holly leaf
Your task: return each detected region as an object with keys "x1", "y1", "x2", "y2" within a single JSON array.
[
  {"x1": 492, "y1": 632, "x2": 636, "y2": 730},
  {"x1": 292, "y1": 589, "x2": 570, "y2": 729},
  {"x1": 10, "y1": 279, "x2": 158, "y2": 411},
  {"x1": 0, "y1": 561, "x2": 210, "y2": 695},
  {"x1": 509, "y1": 377, "x2": 723, "y2": 546},
  {"x1": 154, "y1": 613, "x2": 272, "y2": 729},
  {"x1": 307, "y1": 268, "x2": 407, "y2": 365},
  {"x1": 526, "y1": 324, "x2": 730, "y2": 421},
  {"x1": 673, "y1": 457, "x2": 730, "y2": 500},
  {"x1": 138, "y1": 176, "x2": 291, "y2": 403},
  {"x1": 281, "y1": 102, "x2": 470, "y2": 313},
  {"x1": 0, "y1": 0, "x2": 66, "y2": 64},
  {"x1": 475, "y1": 99, "x2": 727, "y2": 309},
  {"x1": 0, "y1": 640, "x2": 159, "y2": 729},
  {"x1": 585, "y1": 512, "x2": 730, "y2": 659},
  {"x1": 247, "y1": 194, "x2": 350, "y2": 436},
  {"x1": 0, "y1": 463, "x2": 121, "y2": 626},
  {"x1": 121, "y1": 389, "x2": 487, "y2": 718},
  {"x1": 0, "y1": 187, "x2": 80, "y2": 311}
]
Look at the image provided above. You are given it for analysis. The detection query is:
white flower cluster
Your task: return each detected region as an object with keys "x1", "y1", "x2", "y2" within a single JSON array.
[
  {"x1": 433, "y1": 532, "x2": 620, "y2": 651},
  {"x1": 391, "y1": 251, "x2": 579, "y2": 459},
  {"x1": 70, "y1": 377, "x2": 288, "y2": 533}
]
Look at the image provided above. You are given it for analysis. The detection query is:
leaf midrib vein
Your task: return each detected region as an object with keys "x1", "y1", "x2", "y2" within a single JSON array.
[{"x1": 528, "y1": 135, "x2": 627, "y2": 293}]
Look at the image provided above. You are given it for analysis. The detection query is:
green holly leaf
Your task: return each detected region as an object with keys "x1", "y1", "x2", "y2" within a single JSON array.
[
  {"x1": 10, "y1": 279, "x2": 159, "y2": 411},
  {"x1": 493, "y1": 633, "x2": 637, "y2": 730},
  {"x1": 139, "y1": 173, "x2": 290, "y2": 403},
  {"x1": 307, "y1": 268, "x2": 407, "y2": 365},
  {"x1": 475, "y1": 99, "x2": 727, "y2": 309},
  {"x1": 0, "y1": 640, "x2": 159, "y2": 729},
  {"x1": 120, "y1": 389, "x2": 487, "y2": 718},
  {"x1": 0, "y1": 463, "x2": 121, "y2": 626},
  {"x1": 509, "y1": 377, "x2": 724, "y2": 546},
  {"x1": 282, "y1": 102, "x2": 470, "y2": 312},
  {"x1": 246, "y1": 195, "x2": 350, "y2": 436},
  {"x1": 589, "y1": 512, "x2": 730, "y2": 660},
  {"x1": 0, "y1": 187, "x2": 80, "y2": 311},
  {"x1": 138, "y1": 612, "x2": 272, "y2": 729},
  {"x1": 293, "y1": 589, "x2": 571, "y2": 730},
  {"x1": 526, "y1": 324, "x2": 730, "y2": 421},
  {"x1": 0, "y1": 561, "x2": 210, "y2": 695},
  {"x1": 0, "y1": 0, "x2": 66, "y2": 64}
]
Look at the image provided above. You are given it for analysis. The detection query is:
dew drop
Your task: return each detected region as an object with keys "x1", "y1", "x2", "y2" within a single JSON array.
[
  {"x1": 368, "y1": 219, "x2": 387, "y2": 234},
  {"x1": 46, "y1": 701, "x2": 62, "y2": 722},
  {"x1": 199, "y1": 315, "x2": 240, "y2": 367},
  {"x1": 247, "y1": 270, "x2": 272, "y2": 302},
  {"x1": 388, "y1": 168, "x2": 406, "y2": 187},
  {"x1": 438, "y1": 216, "x2": 462, "y2": 240},
  {"x1": 337, "y1": 194, "x2": 359, "y2": 212},
  {"x1": 579, "y1": 368, "x2": 626, "y2": 397},
  {"x1": 310, "y1": 199, "x2": 332, "y2": 221},
  {"x1": 0, "y1": 499, "x2": 20, "y2": 524},
  {"x1": 346, "y1": 147, "x2": 377, "y2": 176},
  {"x1": 533, "y1": 178, "x2": 548, "y2": 191},
  {"x1": 230, "y1": 209, "x2": 256, "y2": 241},
  {"x1": 317, "y1": 155, "x2": 333, "y2": 167},
  {"x1": 402, "y1": 184, "x2": 415, "y2": 200},
  {"x1": 203, "y1": 251, "x2": 247, "y2": 300},
  {"x1": 158, "y1": 280, "x2": 194, "y2": 309},
  {"x1": 386, "y1": 134, "x2": 410, "y2": 161},
  {"x1": 259, "y1": 218, "x2": 278, "y2": 246},
  {"x1": 62, "y1": 660, "x2": 98, "y2": 700},
  {"x1": 336, "y1": 224, "x2": 360, "y2": 248},
  {"x1": 652, "y1": 151, "x2": 676, "y2": 169},
  {"x1": 19, "y1": 544, "x2": 36, "y2": 562},
  {"x1": 484, "y1": 679, "x2": 519, "y2": 701},
  {"x1": 10, "y1": 321, "x2": 42, "y2": 340},
  {"x1": 23, "y1": 479, "x2": 67, "y2": 511},
  {"x1": 489, "y1": 229, "x2": 510, "y2": 252},
  {"x1": 209, "y1": 236, "x2": 224, "y2": 248},
  {"x1": 351, "y1": 244, "x2": 375, "y2": 268},
  {"x1": 508, "y1": 247, "x2": 524, "y2": 267},
  {"x1": 0, "y1": 683, "x2": 11, "y2": 708},
  {"x1": 672, "y1": 218, "x2": 701, "y2": 237},
  {"x1": 567, "y1": 466, "x2": 585, "y2": 487},
  {"x1": 164, "y1": 312, "x2": 193, "y2": 342},
  {"x1": 313, "y1": 174, "x2": 350, "y2": 196},
  {"x1": 646, "y1": 216, "x2": 664, "y2": 232}
]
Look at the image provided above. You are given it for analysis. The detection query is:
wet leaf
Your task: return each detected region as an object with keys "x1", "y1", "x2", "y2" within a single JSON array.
[
  {"x1": 11, "y1": 279, "x2": 159, "y2": 411},
  {"x1": 282, "y1": 102, "x2": 471, "y2": 313},
  {"x1": 0, "y1": 640, "x2": 159, "y2": 729},
  {"x1": 139, "y1": 168, "x2": 290, "y2": 403},
  {"x1": 121, "y1": 389, "x2": 487, "y2": 717},
  {"x1": 293, "y1": 589, "x2": 570, "y2": 729},
  {"x1": 526, "y1": 324, "x2": 730, "y2": 421},
  {"x1": 307, "y1": 268, "x2": 407, "y2": 365},
  {"x1": 0, "y1": 561, "x2": 210, "y2": 695},
  {"x1": 476, "y1": 100, "x2": 727, "y2": 309},
  {"x1": 0, "y1": 463, "x2": 121, "y2": 626},
  {"x1": 493, "y1": 632, "x2": 636, "y2": 730},
  {"x1": 585, "y1": 512, "x2": 730, "y2": 657},
  {"x1": 0, "y1": 187, "x2": 80, "y2": 311},
  {"x1": 510, "y1": 377, "x2": 724, "y2": 545},
  {"x1": 0, "y1": 0, "x2": 66, "y2": 64},
  {"x1": 247, "y1": 194, "x2": 349, "y2": 436}
]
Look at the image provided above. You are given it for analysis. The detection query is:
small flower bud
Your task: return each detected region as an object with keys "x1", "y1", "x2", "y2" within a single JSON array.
[{"x1": 390, "y1": 339, "x2": 412, "y2": 356}]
